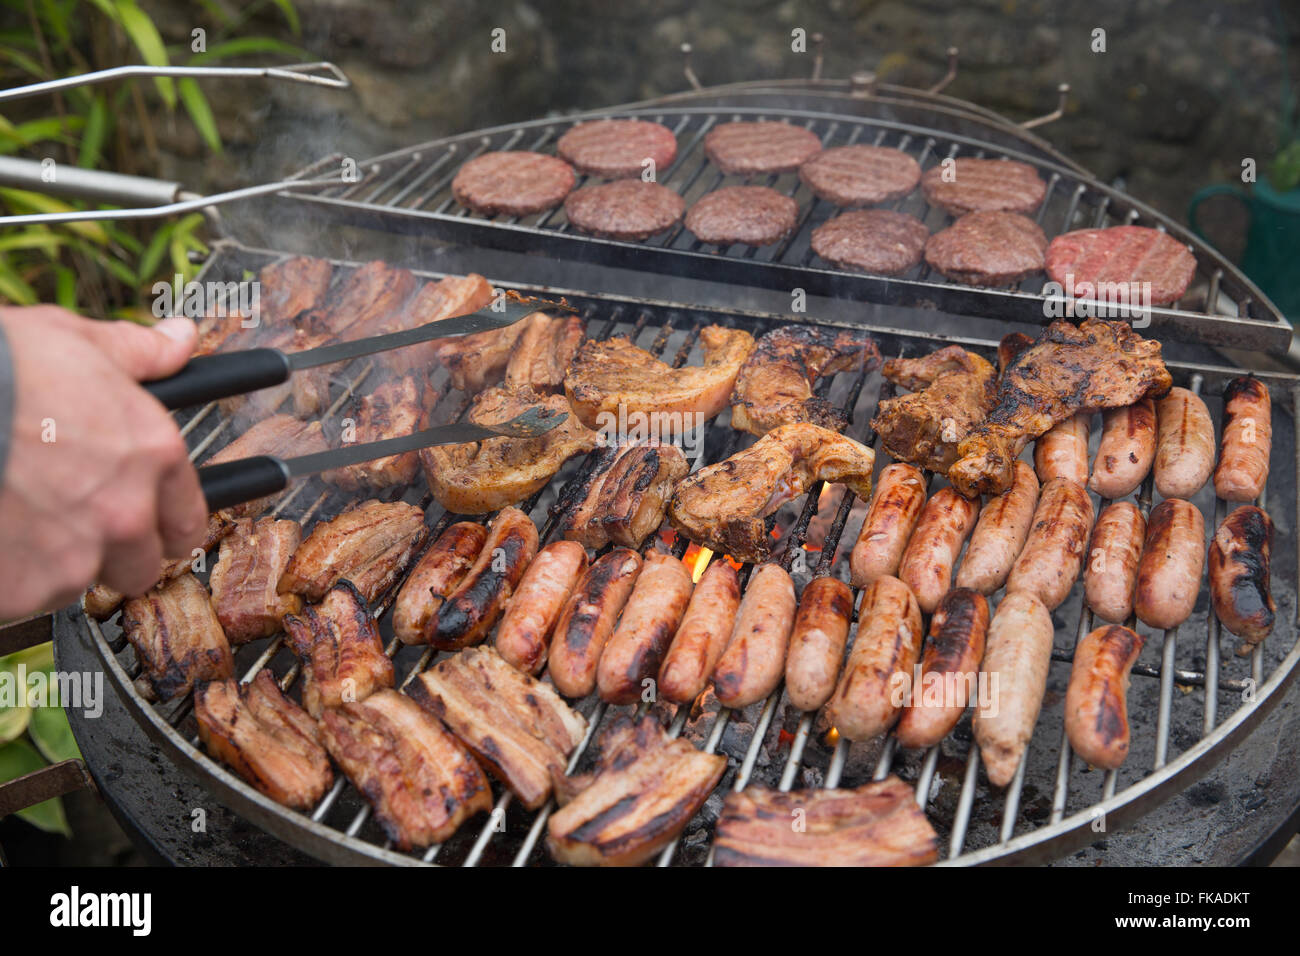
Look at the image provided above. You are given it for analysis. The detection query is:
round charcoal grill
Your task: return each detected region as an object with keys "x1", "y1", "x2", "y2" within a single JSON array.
[{"x1": 7, "y1": 51, "x2": 1300, "y2": 866}]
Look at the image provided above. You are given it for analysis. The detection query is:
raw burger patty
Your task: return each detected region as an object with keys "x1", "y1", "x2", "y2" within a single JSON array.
[
  {"x1": 921, "y1": 157, "x2": 1047, "y2": 216},
  {"x1": 564, "y1": 180, "x2": 686, "y2": 240},
  {"x1": 798, "y1": 145, "x2": 921, "y2": 206},
  {"x1": 451, "y1": 151, "x2": 576, "y2": 216},
  {"x1": 685, "y1": 186, "x2": 799, "y2": 246},
  {"x1": 557, "y1": 119, "x2": 678, "y2": 179},
  {"x1": 704, "y1": 121, "x2": 823, "y2": 175},
  {"x1": 811, "y1": 209, "x2": 929, "y2": 275},
  {"x1": 924, "y1": 211, "x2": 1047, "y2": 286},
  {"x1": 1046, "y1": 225, "x2": 1196, "y2": 306}
]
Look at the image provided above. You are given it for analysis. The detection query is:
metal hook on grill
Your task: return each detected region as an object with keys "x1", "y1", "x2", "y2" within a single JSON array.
[
  {"x1": 927, "y1": 46, "x2": 959, "y2": 95},
  {"x1": 1021, "y1": 82, "x2": 1070, "y2": 129},
  {"x1": 810, "y1": 33, "x2": 825, "y2": 81},
  {"x1": 681, "y1": 43, "x2": 703, "y2": 91},
  {"x1": 0, "y1": 60, "x2": 351, "y2": 103}
]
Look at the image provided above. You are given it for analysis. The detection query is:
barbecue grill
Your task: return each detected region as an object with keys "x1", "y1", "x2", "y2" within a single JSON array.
[{"x1": 9, "y1": 50, "x2": 1300, "y2": 866}]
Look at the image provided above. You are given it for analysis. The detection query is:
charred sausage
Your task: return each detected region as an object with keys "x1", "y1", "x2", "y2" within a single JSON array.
[
  {"x1": 1065, "y1": 624, "x2": 1144, "y2": 769},
  {"x1": 1034, "y1": 412, "x2": 1091, "y2": 486},
  {"x1": 1209, "y1": 505, "x2": 1275, "y2": 646},
  {"x1": 849, "y1": 463, "x2": 926, "y2": 588},
  {"x1": 713, "y1": 564, "x2": 796, "y2": 709},
  {"x1": 432, "y1": 508, "x2": 538, "y2": 650},
  {"x1": 894, "y1": 588, "x2": 989, "y2": 750},
  {"x1": 1214, "y1": 376, "x2": 1271, "y2": 502},
  {"x1": 1005, "y1": 477, "x2": 1095, "y2": 610},
  {"x1": 1134, "y1": 498, "x2": 1206, "y2": 630},
  {"x1": 898, "y1": 487, "x2": 979, "y2": 614},
  {"x1": 394, "y1": 522, "x2": 487, "y2": 645},
  {"x1": 547, "y1": 548, "x2": 642, "y2": 698},
  {"x1": 658, "y1": 561, "x2": 741, "y2": 704},
  {"x1": 956, "y1": 460, "x2": 1039, "y2": 595},
  {"x1": 1089, "y1": 398, "x2": 1156, "y2": 499},
  {"x1": 1154, "y1": 387, "x2": 1215, "y2": 500},
  {"x1": 1083, "y1": 501, "x2": 1144, "y2": 624},
  {"x1": 784, "y1": 576, "x2": 854, "y2": 712},
  {"x1": 597, "y1": 551, "x2": 694, "y2": 704},
  {"x1": 494, "y1": 540, "x2": 588, "y2": 673}
]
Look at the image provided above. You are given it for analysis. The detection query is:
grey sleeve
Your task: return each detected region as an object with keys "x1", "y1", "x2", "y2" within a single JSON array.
[{"x1": 0, "y1": 321, "x2": 12, "y2": 484}]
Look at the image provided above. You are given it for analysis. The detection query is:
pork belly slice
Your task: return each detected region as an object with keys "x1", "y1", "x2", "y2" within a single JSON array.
[
  {"x1": 504, "y1": 312, "x2": 586, "y2": 391},
  {"x1": 120, "y1": 573, "x2": 233, "y2": 701},
  {"x1": 209, "y1": 517, "x2": 303, "y2": 642},
  {"x1": 546, "y1": 715, "x2": 726, "y2": 866},
  {"x1": 379, "y1": 273, "x2": 494, "y2": 377},
  {"x1": 279, "y1": 500, "x2": 427, "y2": 603},
  {"x1": 299, "y1": 260, "x2": 418, "y2": 340},
  {"x1": 195, "y1": 671, "x2": 332, "y2": 810},
  {"x1": 410, "y1": 646, "x2": 587, "y2": 810},
  {"x1": 556, "y1": 440, "x2": 689, "y2": 549},
  {"x1": 204, "y1": 414, "x2": 329, "y2": 518},
  {"x1": 258, "y1": 256, "x2": 335, "y2": 326},
  {"x1": 319, "y1": 689, "x2": 492, "y2": 849},
  {"x1": 713, "y1": 778, "x2": 939, "y2": 867},
  {"x1": 322, "y1": 376, "x2": 430, "y2": 492},
  {"x1": 282, "y1": 581, "x2": 394, "y2": 717}
]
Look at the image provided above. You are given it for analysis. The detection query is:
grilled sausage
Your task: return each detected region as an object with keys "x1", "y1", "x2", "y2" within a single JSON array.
[
  {"x1": 1134, "y1": 498, "x2": 1206, "y2": 630},
  {"x1": 1214, "y1": 376, "x2": 1271, "y2": 502},
  {"x1": 894, "y1": 588, "x2": 989, "y2": 750},
  {"x1": 784, "y1": 576, "x2": 854, "y2": 712},
  {"x1": 1089, "y1": 397, "x2": 1156, "y2": 499},
  {"x1": 658, "y1": 561, "x2": 741, "y2": 704},
  {"x1": 1154, "y1": 387, "x2": 1215, "y2": 500},
  {"x1": 849, "y1": 463, "x2": 926, "y2": 588},
  {"x1": 1005, "y1": 477, "x2": 1095, "y2": 610},
  {"x1": 548, "y1": 548, "x2": 643, "y2": 698},
  {"x1": 898, "y1": 487, "x2": 979, "y2": 614},
  {"x1": 1083, "y1": 501, "x2": 1145, "y2": 624},
  {"x1": 495, "y1": 540, "x2": 588, "y2": 673},
  {"x1": 394, "y1": 522, "x2": 487, "y2": 645},
  {"x1": 826, "y1": 575, "x2": 923, "y2": 742},
  {"x1": 713, "y1": 564, "x2": 796, "y2": 709},
  {"x1": 1034, "y1": 412, "x2": 1091, "y2": 486},
  {"x1": 1209, "y1": 505, "x2": 1275, "y2": 646},
  {"x1": 1065, "y1": 624, "x2": 1144, "y2": 769},
  {"x1": 432, "y1": 508, "x2": 538, "y2": 650},
  {"x1": 597, "y1": 551, "x2": 694, "y2": 704},
  {"x1": 972, "y1": 591, "x2": 1054, "y2": 787},
  {"x1": 955, "y1": 460, "x2": 1039, "y2": 595}
]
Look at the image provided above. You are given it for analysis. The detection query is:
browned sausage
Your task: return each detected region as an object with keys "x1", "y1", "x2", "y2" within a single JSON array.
[
  {"x1": 1209, "y1": 505, "x2": 1275, "y2": 646},
  {"x1": 1214, "y1": 376, "x2": 1271, "y2": 502},
  {"x1": 658, "y1": 561, "x2": 741, "y2": 704},
  {"x1": 1005, "y1": 477, "x2": 1095, "y2": 610},
  {"x1": 1154, "y1": 387, "x2": 1215, "y2": 499},
  {"x1": 971, "y1": 591, "x2": 1054, "y2": 787},
  {"x1": 1134, "y1": 498, "x2": 1206, "y2": 630},
  {"x1": 849, "y1": 463, "x2": 926, "y2": 588},
  {"x1": 894, "y1": 588, "x2": 989, "y2": 750},
  {"x1": 1034, "y1": 412, "x2": 1091, "y2": 486},
  {"x1": 956, "y1": 460, "x2": 1039, "y2": 595},
  {"x1": 713, "y1": 564, "x2": 796, "y2": 709},
  {"x1": 432, "y1": 508, "x2": 538, "y2": 650},
  {"x1": 1089, "y1": 398, "x2": 1156, "y2": 499},
  {"x1": 1083, "y1": 501, "x2": 1144, "y2": 624},
  {"x1": 1065, "y1": 624, "x2": 1144, "y2": 769},
  {"x1": 597, "y1": 551, "x2": 694, "y2": 704},
  {"x1": 547, "y1": 548, "x2": 642, "y2": 698},
  {"x1": 898, "y1": 487, "x2": 979, "y2": 614},
  {"x1": 394, "y1": 522, "x2": 487, "y2": 645},
  {"x1": 825, "y1": 575, "x2": 923, "y2": 741},
  {"x1": 783, "y1": 576, "x2": 854, "y2": 712},
  {"x1": 494, "y1": 540, "x2": 588, "y2": 673}
]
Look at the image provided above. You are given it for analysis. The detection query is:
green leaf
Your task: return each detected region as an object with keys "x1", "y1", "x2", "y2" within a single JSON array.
[
  {"x1": 0, "y1": 230, "x2": 68, "y2": 255},
  {"x1": 0, "y1": 189, "x2": 109, "y2": 245},
  {"x1": 115, "y1": 0, "x2": 175, "y2": 108},
  {"x1": 268, "y1": 0, "x2": 301, "y2": 35},
  {"x1": 30, "y1": 705, "x2": 81, "y2": 763},
  {"x1": 188, "y1": 37, "x2": 308, "y2": 64},
  {"x1": 0, "y1": 642, "x2": 55, "y2": 674},
  {"x1": 0, "y1": 257, "x2": 38, "y2": 305},
  {"x1": 177, "y1": 78, "x2": 220, "y2": 152},
  {"x1": 78, "y1": 94, "x2": 109, "y2": 168},
  {"x1": 53, "y1": 264, "x2": 78, "y2": 310},
  {"x1": 137, "y1": 220, "x2": 175, "y2": 284},
  {"x1": 0, "y1": 739, "x2": 70, "y2": 837},
  {"x1": 0, "y1": 701, "x2": 29, "y2": 745}
]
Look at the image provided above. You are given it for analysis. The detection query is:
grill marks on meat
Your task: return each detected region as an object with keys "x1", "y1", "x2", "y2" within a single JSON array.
[
  {"x1": 209, "y1": 517, "x2": 303, "y2": 643},
  {"x1": 920, "y1": 157, "x2": 1047, "y2": 216},
  {"x1": 259, "y1": 256, "x2": 335, "y2": 327},
  {"x1": 948, "y1": 320, "x2": 1172, "y2": 497},
  {"x1": 432, "y1": 507, "x2": 539, "y2": 650},
  {"x1": 421, "y1": 387, "x2": 600, "y2": 515},
  {"x1": 300, "y1": 260, "x2": 417, "y2": 340},
  {"x1": 503, "y1": 312, "x2": 585, "y2": 391},
  {"x1": 684, "y1": 186, "x2": 799, "y2": 247},
  {"x1": 393, "y1": 521, "x2": 487, "y2": 646},
  {"x1": 410, "y1": 646, "x2": 586, "y2": 810},
  {"x1": 556, "y1": 118, "x2": 678, "y2": 179},
  {"x1": 546, "y1": 715, "x2": 726, "y2": 866},
  {"x1": 278, "y1": 500, "x2": 427, "y2": 603},
  {"x1": 731, "y1": 326, "x2": 881, "y2": 435},
  {"x1": 556, "y1": 440, "x2": 689, "y2": 548},
  {"x1": 319, "y1": 689, "x2": 491, "y2": 849},
  {"x1": 810, "y1": 209, "x2": 929, "y2": 276},
  {"x1": 713, "y1": 778, "x2": 939, "y2": 867},
  {"x1": 703, "y1": 121, "x2": 823, "y2": 175},
  {"x1": 923, "y1": 211, "x2": 1047, "y2": 287},
  {"x1": 283, "y1": 581, "x2": 394, "y2": 717},
  {"x1": 195, "y1": 671, "x2": 331, "y2": 809},
  {"x1": 564, "y1": 181, "x2": 686, "y2": 241},
  {"x1": 322, "y1": 376, "x2": 430, "y2": 492},
  {"x1": 798, "y1": 144, "x2": 922, "y2": 207},
  {"x1": 565, "y1": 324, "x2": 755, "y2": 430},
  {"x1": 383, "y1": 274, "x2": 494, "y2": 378},
  {"x1": 204, "y1": 414, "x2": 328, "y2": 518},
  {"x1": 121, "y1": 574, "x2": 233, "y2": 701},
  {"x1": 452, "y1": 150, "x2": 576, "y2": 216},
  {"x1": 871, "y1": 346, "x2": 997, "y2": 475}
]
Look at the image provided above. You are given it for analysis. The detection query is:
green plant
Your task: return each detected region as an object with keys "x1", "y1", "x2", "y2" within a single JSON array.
[{"x1": 1269, "y1": 139, "x2": 1300, "y2": 194}]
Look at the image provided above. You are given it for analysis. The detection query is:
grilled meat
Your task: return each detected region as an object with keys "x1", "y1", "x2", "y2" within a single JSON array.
[
  {"x1": 393, "y1": 522, "x2": 487, "y2": 646},
  {"x1": 504, "y1": 312, "x2": 586, "y2": 391},
  {"x1": 948, "y1": 320, "x2": 1172, "y2": 497},
  {"x1": 731, "y1": 325, "x2": 881, "y2": 435},
  {"x1": 669, "y1": 423, "x2": 875, "y2": 563},
  {"x1": 278, "y1": 500, "x2": 427, "y2": 603},
  {"x1": 259, "y1": 256, "x2": 335, "y2": 326},
  {"x1": 410, "y1": 646, "x2": 587, "y2": 810},
  {"x1": 555, "y1": 440, "x2": 689, "y2": 548},
  {"x1": 299, "y1": 260, "x2": 417, "y2": 340},
  {"x1": 432, "y1": 507, "x2": 539, "y2": 650},
  {"x1": 564, "y1": 325, "x2": 755, "y2": 430},
  {"x1": 120, "y1": 573, "x2": 233, "y2": 701},
  {"x1": 282, "y1": 581, "x2": 395, "y2": 717},
  {"x1": 319, "y1": 689, "x2": 491, "y2": 849},
  {"x1": 195, "y1": 671, "x2": 332, "y2": 809},
  {"x1": 194, "y1": 310, "x2": 253, "y2": 357},
  {"x1": 204, "y1": 414, "x2": 328, "y2": 517},
  {"x1": 372, "y1": 273, "x2": 495, "y2": 377},
  {"x1": 208, "y1": 517, "x2": 303, "y2": 643},
  {"x1": 421, "y1": 386, "x2": 600, "y2": 514},
  {"x1": 321, "y1": 376, "x2": 431, "y2": 492},
  {"x1": 547, "y1": 715, "x2": 726, "y2": 866},
  {"x1": 713, "y1": 778, "x2": 939, "y2": 867},
  {"x1": 871, "y1": 346, "x2": 997, "y2": 475}
]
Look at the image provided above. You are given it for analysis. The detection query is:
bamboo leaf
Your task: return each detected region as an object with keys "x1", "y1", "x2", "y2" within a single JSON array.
[
  {"x1": 177, "y1": 78, "x2": 220, "y2": 152},
  {"x1": 188, "y1": 37, "x2": 308, "y2": 64},
  {"x1": 0, "y1": 189, "x2": 109, "y2": 245},
  {"x1": 137, "y1": 220, "x2": 175, "y2": 284},
  {"x1": 115, "y1": 0, "x2": 176, "y2": 108},
  {"x1": 268, "y1": 0, "x2": 301, "y2": 35},
  {"x1": 0, "y1": 257, "x2": 38, "y2": 304},
  {"x1": 78, "y1": 94, "x2": 109, "y2": 168},
  {"x1": 53, "y1": 264, "x2": 78, "y2": 310},
  {"x1": 0, "y1": 230, "x2": 67, "y2": 255}
]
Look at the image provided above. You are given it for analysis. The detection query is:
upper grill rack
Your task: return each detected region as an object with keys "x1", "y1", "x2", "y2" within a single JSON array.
[
  {"x1": 281, "y1": 106, "x2": 1291, "y2": 353},
  {"x1": 81, "y1": 243, "x2": 1300, "y2": 865}
]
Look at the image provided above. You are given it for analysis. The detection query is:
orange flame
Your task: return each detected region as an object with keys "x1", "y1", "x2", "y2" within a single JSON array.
[{"x1": 682, "y1": 543, "x2": 712, "y2": 583}]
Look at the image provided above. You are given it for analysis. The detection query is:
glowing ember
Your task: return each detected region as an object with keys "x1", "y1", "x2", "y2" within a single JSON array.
[{"x1": 682, "y1": 543, "x2": 713, "y2": 583}]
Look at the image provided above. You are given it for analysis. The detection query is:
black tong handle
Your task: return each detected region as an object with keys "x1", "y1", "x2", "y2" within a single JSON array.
[
  {"x1": 196, "y1": 456, "x2": 291, "y2": 511},
  {"x1": 144, "y1": 348, "x2": 292, "y2": 410}
]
